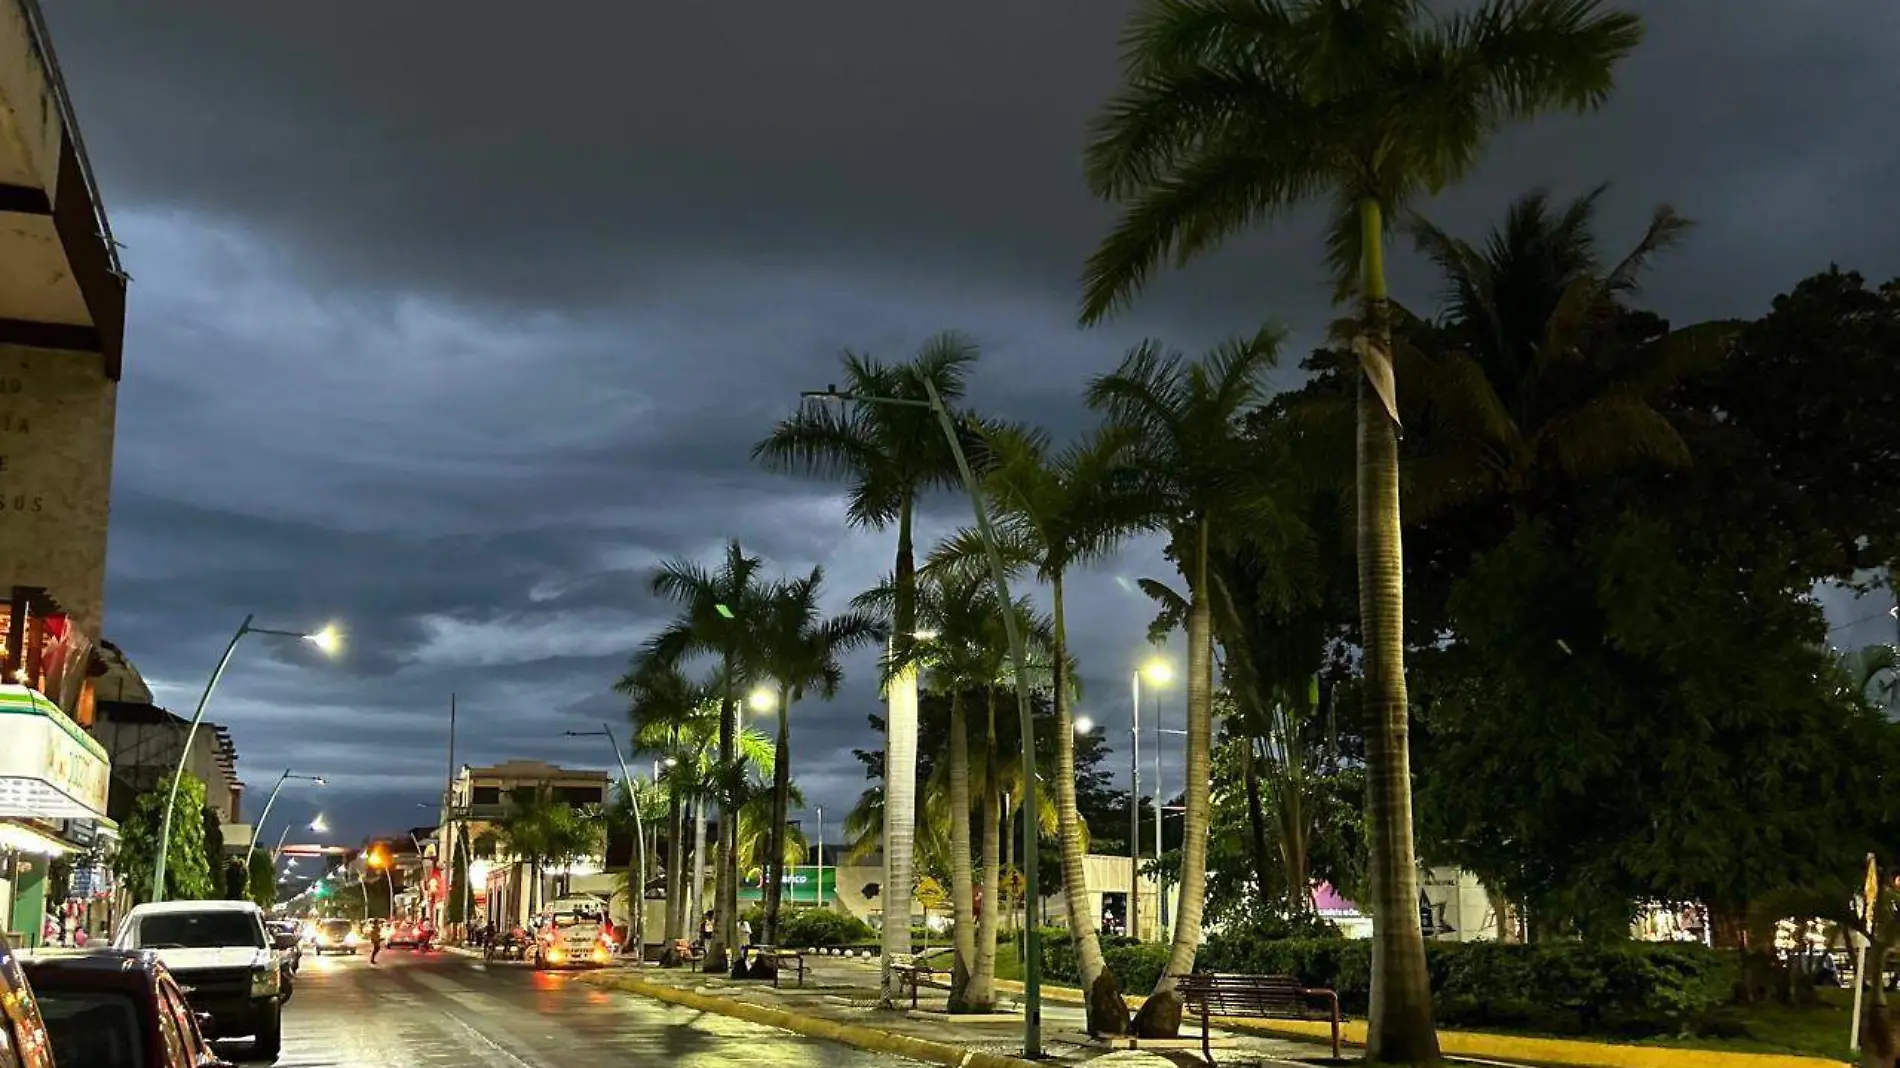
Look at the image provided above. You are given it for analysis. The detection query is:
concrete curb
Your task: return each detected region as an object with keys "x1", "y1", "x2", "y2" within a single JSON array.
[
  {"x1": 989, "y1": 979, "x2": 1845, "y2": 1068},
  {"x1": 583, "y1": 972, "x2": 1044, "y2": 1068}
]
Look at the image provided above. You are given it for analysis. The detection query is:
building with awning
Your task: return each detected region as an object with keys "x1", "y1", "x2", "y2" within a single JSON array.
[{"x1": 0, "y1": 682, "x2": 114, "y2": 946}]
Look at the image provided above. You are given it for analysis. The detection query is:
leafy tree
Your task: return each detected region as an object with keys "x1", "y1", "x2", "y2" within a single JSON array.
[
  {"x1": 448, "y1": 830, "x2": 472, "y2": 931},
  {"x1": 223, "y1": 859, "x2": 248, "y2": 900},
  {"x1": 201, "y1": 807, "x2": 228, "y2": 897},
  {"x1": 118, "y1": 774, "x2": 215, "y2": 905},
  {"x1": 248, "y1": 851, "x2": 277, "y2": 909},
  {"x1": 754, "y1": 332, "x2": 983, "y2": 1001},
  {"x1": 1080, "y1": 0, "x2": 1644, "y2": 1056}
]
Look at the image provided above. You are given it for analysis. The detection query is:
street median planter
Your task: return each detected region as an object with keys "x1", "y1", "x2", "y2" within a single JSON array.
[{"x1": 583, "y1": 972, "x2": 1044, "y2": 1068}]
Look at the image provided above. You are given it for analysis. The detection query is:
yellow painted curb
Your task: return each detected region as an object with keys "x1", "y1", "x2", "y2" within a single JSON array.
[
  {"x1": 582, "y1": 972, "x2": 1042, "y2": 1068},
  {"x1": 990, "y1": 978, "x2": 1845, "y2": 1068}
]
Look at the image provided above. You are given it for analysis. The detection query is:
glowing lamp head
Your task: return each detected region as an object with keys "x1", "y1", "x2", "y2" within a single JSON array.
[
  {"x1": 1073, "y1": 716, "x2": 1096, "y2": 734},
  {"x1": 1141, "y1": 658, "x2": 1173, "y2": 684},
  {"x1": 305, "y1": 624, "x2": 344, "y2": 656},
  {"x1": 748, "y1": 687, "x2": 776, "y2": 712}
]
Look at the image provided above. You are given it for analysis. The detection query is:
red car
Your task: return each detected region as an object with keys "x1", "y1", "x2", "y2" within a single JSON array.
[{"x1": 22, "y1": 950, "x2": 234, "y2": 1068}]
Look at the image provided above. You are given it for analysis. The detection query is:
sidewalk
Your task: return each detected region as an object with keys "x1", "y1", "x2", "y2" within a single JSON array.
[
  {"x1": 576, "y1": 954, "x2": 1848, "y2": 1068},
  {"x1": 579, "y1": 954, "x2": 1331, "y2": 1068}
]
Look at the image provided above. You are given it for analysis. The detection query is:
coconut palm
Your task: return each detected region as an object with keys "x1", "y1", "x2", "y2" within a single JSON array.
[
  {"x1": 1403, "y1": 186, "x2": 1732, "y2": 524},
  {"x1": 754, "y1": 333, "x2": 981, "y2": 1001},
  {"x1": 752, "y1": 567, "x2": 882, "y2": 944},
  {"x1": 1088, "y1": 335, "x2": 1281, "y2": 1027},
  {"x1": 645, "y1": 540, "x2": 770, "y2": 972},
  {"x1": 926, "y1": 423, "x2": 1146, "y2": 1024},
  {"x1": 1080, "y1": 1, "x2": 1644, "y2": 1055}
]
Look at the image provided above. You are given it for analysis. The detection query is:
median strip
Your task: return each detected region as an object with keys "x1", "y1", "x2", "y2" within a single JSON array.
[{"x1": 583, "y1": 971, "x2": 1046, "y2": 1068}]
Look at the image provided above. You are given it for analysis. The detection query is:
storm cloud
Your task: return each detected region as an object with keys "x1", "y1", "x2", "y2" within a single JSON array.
[{"x1": 39, "y1": 0, "x2": 1900, "y2": 841}]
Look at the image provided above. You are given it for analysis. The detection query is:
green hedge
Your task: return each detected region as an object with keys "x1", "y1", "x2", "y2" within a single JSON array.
[
  {"x1": 1036, "y1": 929, "x2": 1737, "y2": 1037},
  {"x1": 778, "y1": 909, "x2": 877, "y2": 947}
]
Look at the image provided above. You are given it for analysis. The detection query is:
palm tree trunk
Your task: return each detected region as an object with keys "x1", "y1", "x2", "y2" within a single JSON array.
[
  {"x1": 1240, "y1": 741, "x2": 1277, "y2": 912},
  {"x1": 765, "y1": 687, "x2": 793, "y2": 945},
  {"x1": 691, "y1": 794, "x2": 709, "y2": 938},
  {"x1": 1356, "y1": 196, "x2": 1440, "y2": 1062},
  {"x1": 709, "y1": 682, "x2": 737, "y2": 972},
  {"x1": 1485, "y1": 882, "x2": 1517, "y2": 943},
  {"x1": 882, "y1": 491, "x2": 921, "y2": 1005},
  {"x1": 1051, "y1": 571, "x2": 1111, "y2": 1011},
  {"x1": 1152, "y1": 521, "x2": 1213, "y2": 1001},
  {"x1": 1276, "y1": 774, "x2": 1311, "y2": 917},
  {"x1": 971, "y1": 686, "x2": 1002, "y2": 1009},
  {"x1": 947, "y1": 689, "x2": 978, "y2": 1010},
  {"x1": 665, "y1": 792, "x2": 685, "y2": 944}
]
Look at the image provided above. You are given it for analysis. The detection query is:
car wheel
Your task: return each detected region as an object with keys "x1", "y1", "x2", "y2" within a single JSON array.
[{"x1": 250, "y1": 1010, "x2": 283, "y2": 1062}]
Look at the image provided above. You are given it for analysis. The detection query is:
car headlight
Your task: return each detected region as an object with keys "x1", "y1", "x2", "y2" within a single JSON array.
[{"x1": 250, "y1": 965, "x2": 280, "y2": 997}]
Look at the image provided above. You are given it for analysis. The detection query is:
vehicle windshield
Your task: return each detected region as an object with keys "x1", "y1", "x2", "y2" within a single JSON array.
[
  {"x1": 130, "y1": 911, "x2": 265, "y2": 949},
  {"x1": 320, "y1": 920, "x2": 353, "y2": 934},
  {"x1": 35, "y1": 989, "x2": 147, "y2": 1068},
  {"x1": 551, "y1": 913, "x2": 599, "y2": 928}
]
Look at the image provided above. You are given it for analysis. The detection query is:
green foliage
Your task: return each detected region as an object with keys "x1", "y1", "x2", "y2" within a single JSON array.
[
  {"x1": 116, "y1": 775, "x2": 215, "y2": 904},
  {"x1": 247, "y1": 851, "x2": 276, "y2": 908},
  {"x1": 1089, "y1": 935, "x2": 1736, "y2": 1038},
  {"x1": 200, "y1": 808, "x2": 225, "y2": 893},
  {"x1": 448, "y1": 831, "x2": 471, "y2": 925},
  {"x1": 776, "y1": 909, "x2": 875, "y2": 947}
]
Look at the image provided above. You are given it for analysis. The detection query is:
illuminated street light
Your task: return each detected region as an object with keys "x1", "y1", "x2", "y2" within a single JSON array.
[
  {"x1": 748, "y1": 687, "x2": 776, "y2": 713},
  {"x1": 1142, "y1": 658, "x2": 1173, "y2": 684},
  {"x1": 153, "y1": 615, "x2": 342, "y2": 904},
  {"x1": 1073, "y1": 716, "x2": 1096, "y2": 735}
]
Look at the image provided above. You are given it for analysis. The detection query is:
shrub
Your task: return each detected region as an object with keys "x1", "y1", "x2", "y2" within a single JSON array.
[
  {"x1": 779, "y1": 909, "x2": 875, "y2": 947},
  {"x1": 1187, "y1": 935, "x2": 1735, "y2": 1037}
]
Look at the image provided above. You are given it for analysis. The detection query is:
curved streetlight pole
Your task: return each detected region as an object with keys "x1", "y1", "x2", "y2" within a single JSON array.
[
  {"x1": 566, "y1": 725, "x2": 645, "y2": 962},
  {"x1": 152, "y1": 618, "x2": 342, "y2": 902},
  {"x1": 798, "y1": 380, "x2": 1044, "y2": 1056},
  {"x1": 246, "y1": 769, "x2": 325, "y2": 878}
]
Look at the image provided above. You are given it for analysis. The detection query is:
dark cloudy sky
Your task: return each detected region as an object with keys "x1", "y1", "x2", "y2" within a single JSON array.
[{"x1": 42, "y1": 1, "x2": 1900, "y2": 846}]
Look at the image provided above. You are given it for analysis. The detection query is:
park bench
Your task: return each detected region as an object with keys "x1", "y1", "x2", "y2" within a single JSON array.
[
  {"x1": 1173, "y1": 973, "x2": 1342, "y2": 1062},
  {"x1": 669, "y1": 938, "x2": 704, "y2": 964},
  {"x1": 889, "y1": 952, "x2": 949, "y2": 1009},
  {"x1": 746, "y1": 945, "x2": 808, "y2": 988}
]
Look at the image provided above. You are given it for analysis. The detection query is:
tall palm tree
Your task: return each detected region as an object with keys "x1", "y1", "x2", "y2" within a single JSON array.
[
  {"x1": 646, "y1": 540, "x2": 769, "y2": 972},
  {"x1": 755, "y1": 333, "x2": 981, "y2": 1001},
  {"x1": 1088, "y1": 336, "x2": 1279, "y2": 1028},
  {"x1": 1080, "y1": 2, "x2": 1643, "y2": 1056},
  {"x1": 928, "y1": 423, "x2": 1146, "y2": 1026},
  {"x1": 619, "y1": 657, "x2": 711, "y2": 946},
  {"x1": 752, "y1": 567, "x2": 882, "y2": 944},
  {"x1": 861, "y1": 569, "x2": 1054, "y2": 1012}
]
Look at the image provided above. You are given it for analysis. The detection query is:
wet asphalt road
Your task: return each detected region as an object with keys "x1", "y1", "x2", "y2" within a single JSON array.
[{"x1": 263, "y1": 946, "x2": 919, "y2": 1068}]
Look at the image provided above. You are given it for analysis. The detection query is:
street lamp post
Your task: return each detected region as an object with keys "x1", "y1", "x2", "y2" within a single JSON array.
[
  {"x1": 798, "y1": 380, "x2": 1045, "y2": 1056},
  {"x1": 1144, "y1": 659, "x2": 1174, "y2": 935},
  {"x1": 246, "y1": 769, "x2": 325, "y2": 879},
  {"x1": 152, "y1": 617, "x2": 341, "y2": 903},
  {"x1": 814, "y1": 806, "x2": 824, "y2": 908},
  {"x1": 566, "y1": 725, "x2": 645, "y2": 962},
  {"x1": 272, "y1": 813, "x2": 324, "y2": 864}
]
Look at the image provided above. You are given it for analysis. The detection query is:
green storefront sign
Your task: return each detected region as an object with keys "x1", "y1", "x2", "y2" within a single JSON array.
[{"x1": 738, "y1": 866, "x2": 836, "y2": 905}]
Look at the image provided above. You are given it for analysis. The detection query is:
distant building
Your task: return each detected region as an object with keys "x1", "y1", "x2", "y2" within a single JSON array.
[
  {"x1": 89, "y1": 641, "x2": 243, "y2": 824},
  {"x1": 442, "y1": 760, "x2": 611, "y2": 929}
]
